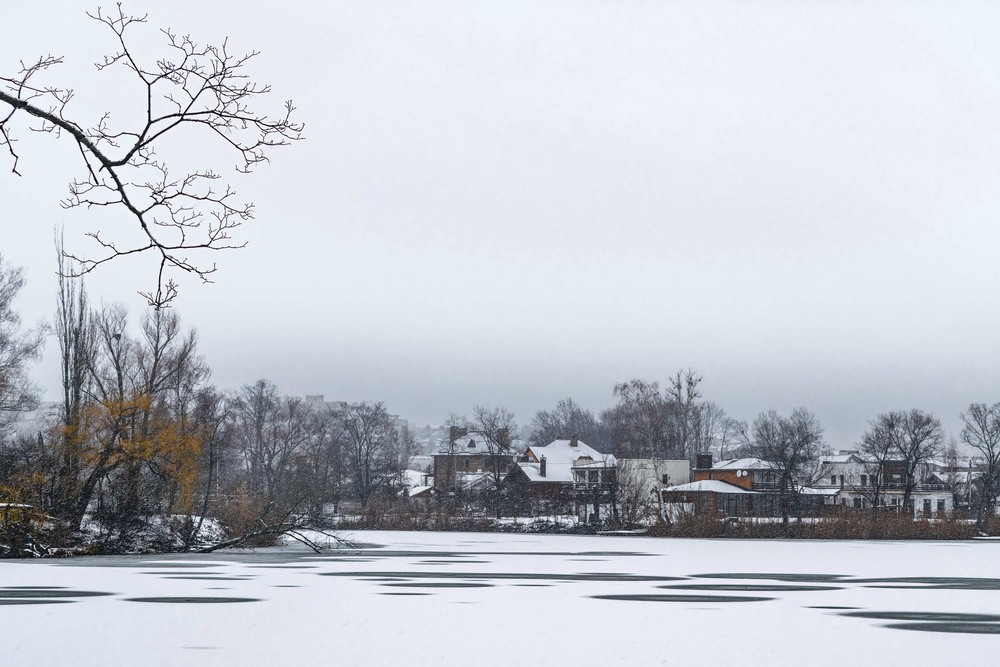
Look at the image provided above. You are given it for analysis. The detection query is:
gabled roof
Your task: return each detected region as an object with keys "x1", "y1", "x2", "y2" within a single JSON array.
[
  {"x1": 515, "y1": 462, "x2": 570, "y2": 483},
  {"x1": 798, "y1": 486, "x2": 840, "y2": 496},
  {"x1": 514, "y1": 439, "x2": 616, "y2": 484},
  {"x1": 434, "y1": 437, "x2": 504, "y2": 456},
  {"x1": 526, "y1": 439, "x2": 616, "y2": 466},
  {"x1": 820, "y1": 453, "x2": 864, "y2": 464},
  {"x1": 711, "y1": 457, "x2": 774, "y2": 470},
  {"x1": 664, "y1": 480, "x2": 757, "y2": 494}
]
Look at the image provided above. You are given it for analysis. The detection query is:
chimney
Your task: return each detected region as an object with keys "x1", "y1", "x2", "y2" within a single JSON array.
[
  {"x1": 570, "y1": 434, "x2": 578, "y2": 447},
  {"x1": 539, "y1": 456, "x2": 547, "y2": 478},
  {"x1": 449, "y1": 426, "x2": 468, "y2": 443},
  {"x1": 696, "y1": 453, "x2": 713, "y2": 470}
]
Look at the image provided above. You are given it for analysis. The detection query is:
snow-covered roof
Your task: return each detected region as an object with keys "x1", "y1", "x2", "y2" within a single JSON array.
[
  {"x1": 663, "y1": 480, "x2": 757, "y2": 494},
  {"x1": 526, "y1": 439, "x2": 616, "y2": 466},
  {"x1": 821, "y1": 453, "x2": 863, "y2": 464},
  {"x1": 435, "y1": 437, "x2": 504, "y2": 456},
  {"x1": 516, "y1": 439, "x2": 616, "y2": 484},
  {"x1": 711, "y1": 457, "x2": 773, "y2": 470},
  {"x1": 402, "y1": 469, "x2": 428, "y2": 487},
  {"x1": 517, "y1": 462, "x2": 571, "y2": 483},
  {"x1": 798, "y1": 486, "x2": 841, "y2": 496}
]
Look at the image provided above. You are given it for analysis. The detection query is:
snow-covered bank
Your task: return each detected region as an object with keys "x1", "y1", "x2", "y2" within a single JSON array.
[{"x1": 2, "y1": 532, "x2": 998, "y2": 666}]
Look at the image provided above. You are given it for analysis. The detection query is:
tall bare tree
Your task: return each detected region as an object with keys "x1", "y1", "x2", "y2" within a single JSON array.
[
  {"x1": 529, "y1": 398, "x2": 607, "y2": 450},
  {"x1": 665, "y1": 369, "x2": 702, "y2": 465},
  {"x1": 340, "y1": 402, "x2": 403, "y2": 509},
  {"x1": 743, "y1": 408, "x2": 824, "y2": 526},
  {"x1": 891, "y1": 409, "x2": 944, "y2": 511},
  {"x1": 961, "y1": 402, "x2": 1000, "y2": 529},
  {"x1": 0, "y1": 5, "x2": 303, "y2": 307},
  {"x1": 603, "y1": 380, "x2": 672, "y2": 459},
  {"x1": 230, "y1": 381, "x2": 312, "y2": 509},
  {"x1": 0, "y1": 254, "x2": 44, "y2": 434},
  {"x1": 52, "y1": 246, "x2": 96, "y2": 519},
  {"x1": 857, "y1": 414, "x2": 899, "y2": 511},
  {"x1": 470, "y1": 405, "x2": 517, "y2": 517}
]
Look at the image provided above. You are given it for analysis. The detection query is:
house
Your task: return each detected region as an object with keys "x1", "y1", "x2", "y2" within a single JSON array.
[
  {"x1": 503, "y1": 437, "x2": 616, "y2": 522},
  {"x1": 617, "y1": 459, "x2": 690, "y2": 493},
  {"x1": 401, "y1": 469, "x2": 435, "y2": 501},
  {"x1": 692, "y1": 455, "x2": 781, "y2": 491},
  {"x1": 813, "y1": 450, "x2": 954, "y2": 517},
  {"x1": 432, "y1": 430, "x2": 516, "y2": 495},
  {"x1": 662, "y1": 454, "x2": 822, "y2": 518}
]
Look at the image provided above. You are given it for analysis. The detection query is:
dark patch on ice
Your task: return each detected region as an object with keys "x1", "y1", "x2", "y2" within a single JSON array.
[
  {"x1": 691, "y1": 573, "x2": 848, "y2": 583},
  {"x1": 245, "y1": 565, "x2": 318, "y2": 569},
  {"x1": 2, "y1": 586, "x2": 67, "y2": 590},
  {"x1": 271, "y1": 585, "x2": 301, "y2": 588},
  {"x1": 379, "y1": 592, "x2": 431, "y2": 596},
  {"x1": 852, "y1": 577, "x2": 1000, "y2": 590},
  {"x1": 659, "y1": 583, "x2": 841, "y2": 592},
  {"x1": 326, "y1": 550, "x2": 652, "y2": 559},
  {"x1": 124, "y1": 596, "x2": 261, "y2": 603},
  {"x1": 882, "y1": 622, "x2": 1000, "y2": 634},
  {"x1": 809, "y1": 606, "x2": 859, "y2": 610},
  {"x1": 419, "y1": 560, "x2": 491, "y2": 565},
  {"x1": 162, "y1": 576, "x2": 252, "y2": 581},
  {"x1": 0, "y1": 599, "x2": 75, "y2": 605},
  {"x1": 319, "y1": 571, "x2": 683, "y2": 583},
  {"x1": 592, "y1": 594, "x2": 774, "y2": 603},
  {"x1": 842, "y1": 611, "x2": 1000, "y2": 623},
  {"x1": 362, "y1": 577, "x2": 408, "y2": 582},
  {"x1": 382, "y1": 582, "x2": 494, "y2": 589},
  {"x1": 0, "y1": 589, "x2": 113, "y2": 598}
]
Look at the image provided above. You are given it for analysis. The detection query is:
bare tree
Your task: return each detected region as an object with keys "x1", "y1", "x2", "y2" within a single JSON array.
[
  {"x1": 742, "y1": 408, "x2": 824, "y2": 526},
  {"x1": 857, "y1": 415, "x2": 898, "y2": 511},
  {"x1": 340, "y1": 402, "x2": 402, "y2": 509},
  {"x1": 52, "y1": 242, "x2": 96, "y2": 519},
  {"x1": 891, "y1": 409, "x2": 944, "y2": 510},
  {"x1": 0, "y1": 254, "x2": 44, "y2": 433},
  {"x1": 470, "y1": 405, "x2": 517, "y2": 518},
  {"x1": 528, "y1": 398, "x2": 607, "y2": 450},
  {"x1": 692, "y1": 401, "x2": 743, "y2": 460},
  {"x1": 230, "y1": 381, "x2": 311, "y2": 509},
  {"x1": 961, "y1": 403, "x2": 1000, "y2": 529},
  {"x1": 0, "y1": 5, "x2": 303, "y2": 307},
  {"x1": 603, "y1": 380, "x2": 672, "y2": 459},
  {"x1": 665, "y1": 369, "x2": 702, "y2": 465}
]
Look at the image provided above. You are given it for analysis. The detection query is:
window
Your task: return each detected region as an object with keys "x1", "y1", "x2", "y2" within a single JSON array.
[
  {"x1": 662, "y1": 474, "x2": 670, "y2": 484},
  {"x1": 937, "y1": 499, "x2": 946, "y2": 514},
  {"x1": 860, "y1": 474, "x2": 867, "y2": 486},
  {"x1": 588, "y1": 470, "x2": 599, "y2": 483},
  {"x1": 853, "y1": 498, "x2": 861, "y2": 508},
  {"x1": 923, "y1": 499, "x2": 931, "y2": 515},
  {"x1": 830, "y1": 476, "x2": 837, "y2": 485}
]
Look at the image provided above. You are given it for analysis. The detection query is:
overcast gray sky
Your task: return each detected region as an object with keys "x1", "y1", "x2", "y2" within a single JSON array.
[{"x1": 4, "y1": 1, "x2": 1000, "y2": 447}]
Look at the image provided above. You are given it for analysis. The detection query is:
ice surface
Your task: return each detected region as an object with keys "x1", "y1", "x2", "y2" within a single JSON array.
[{"x1": 2, "y1": 532, "x2": 998, "y2": 666}]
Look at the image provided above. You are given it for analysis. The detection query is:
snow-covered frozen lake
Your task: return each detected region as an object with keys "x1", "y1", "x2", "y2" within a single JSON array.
[{"x1": 3, "y1": 531, "x2": 999, "y2": 666}]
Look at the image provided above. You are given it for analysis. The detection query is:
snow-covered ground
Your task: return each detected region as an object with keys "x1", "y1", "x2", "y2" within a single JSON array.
[{"x1": 2, "y1": 532, "x2": 999, "y2": 666}]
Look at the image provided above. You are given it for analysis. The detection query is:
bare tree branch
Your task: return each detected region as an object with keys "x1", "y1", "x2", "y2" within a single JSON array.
[{"x1": 0, "y1": 4, "x2": 303, "y2": 308}]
